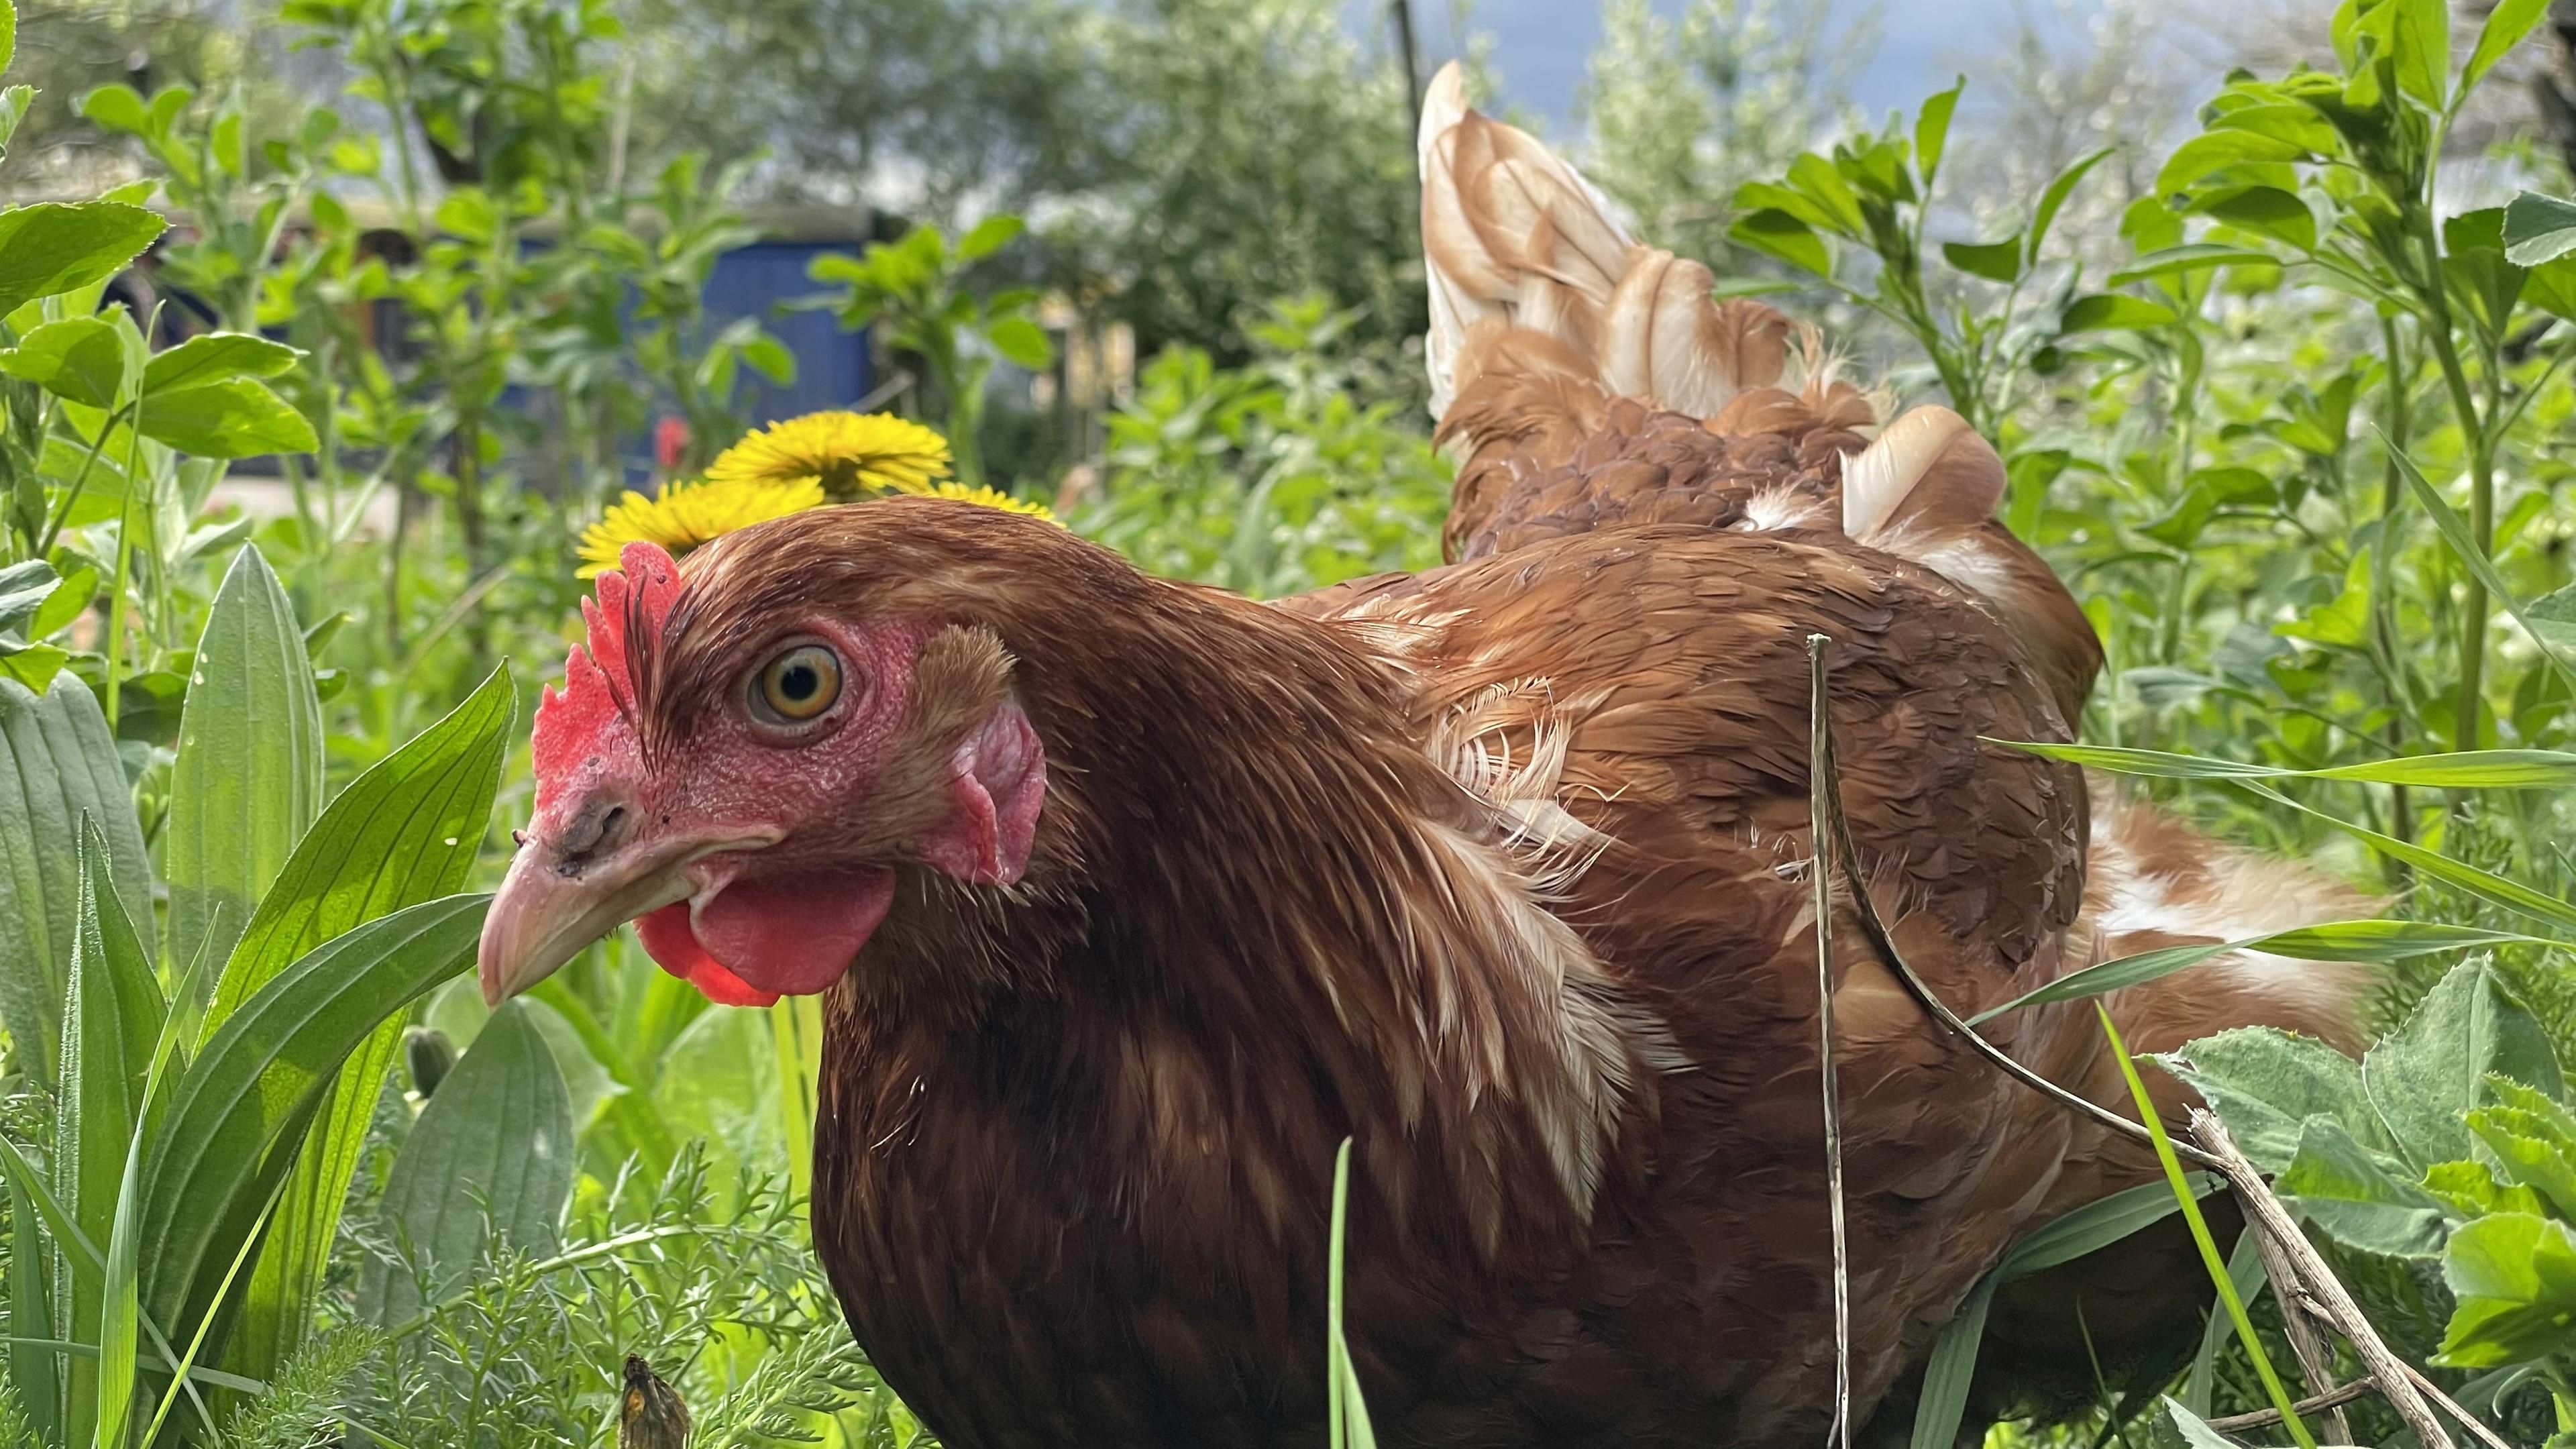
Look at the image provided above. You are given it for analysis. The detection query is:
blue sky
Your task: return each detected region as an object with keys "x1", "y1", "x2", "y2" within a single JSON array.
[{"x1": 1356, "y1": 1, "x2": 2102, "y2": 129}]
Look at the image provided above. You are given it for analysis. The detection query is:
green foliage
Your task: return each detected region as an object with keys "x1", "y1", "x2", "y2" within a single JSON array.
[
  {"x1": 2171, "y1": 960, "x2": 2576, "y2": 1432},
  {"x1": 809, "y1": 215, "x2": 1055, "y2": 490},
  {"x1": 1727, "y1": 80, "x2": 2118, "y2": 435},
  {"x1": 355, "y1": 1000, "x2": 573, "y2": 1326},
  {"x1": 1075, "y1": 296, "x2": 1448, "y2": 598}
]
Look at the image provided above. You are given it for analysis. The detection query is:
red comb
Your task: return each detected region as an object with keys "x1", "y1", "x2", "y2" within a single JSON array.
[{"x1": 532, "y1": 543, "x2": 682, "y2": 810}]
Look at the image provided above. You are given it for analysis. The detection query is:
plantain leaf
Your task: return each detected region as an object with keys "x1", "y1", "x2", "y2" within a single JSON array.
[
  {"x1": 52, "y1": 820, "x2": 163, "y2": 1446},
  {"x1": 134, "y1": 896, "x2": 486, "y2": 1364},
  {"x1": 0, "y1": 671, "x2": 148, "y2": 1091},
  {"x1": 165, "y1": 543, "x2": 323, "y2": 1032},
  {"x1": 210, "y1": 667, "x2": 515, "y2": 1383},
  {"x1": 355, "y1": 1000, "x2": 574, "y2": 1327}
]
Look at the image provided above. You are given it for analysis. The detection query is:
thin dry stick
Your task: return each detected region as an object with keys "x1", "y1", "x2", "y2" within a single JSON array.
[
  {"x1": 2192, "y1": 1112, "x2": 2454, "y2": 1449},
  {"x1": 1803, "y1": 668, "x2": 2224, "y2": 1171},
  {"x1": 2204, "y1": 1380, "x2": 2379, "y2": 1434},
  {"x1": 1807, "y1": 636, "x2": 1854, "y2": 1449},
  {"x1": 2244, "y1": 1218, "x2": 2355, "y2": 1444},
  {"x1": 2396, "y1": 1360, "x2": 2520, "y2": 1449}
]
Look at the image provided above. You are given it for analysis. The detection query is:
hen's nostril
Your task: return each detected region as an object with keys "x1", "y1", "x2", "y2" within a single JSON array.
[{"x1": 555, "y1": 801, "x2": 632, "y2": 867}]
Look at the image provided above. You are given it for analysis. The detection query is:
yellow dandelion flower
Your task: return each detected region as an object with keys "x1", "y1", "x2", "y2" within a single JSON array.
[
  {"x1": 706, "y1": 411, "x2": 952, "y2": 500},
  {"x1": 924, "y1": 479, "x2": 1059, "y2": 523},
  {"x1": 576, "y1": 475, "x2": 827, "y2": 578}
]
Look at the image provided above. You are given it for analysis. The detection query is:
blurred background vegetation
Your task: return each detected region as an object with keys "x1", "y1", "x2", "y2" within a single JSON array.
[{"x1": 3, "y1": 0, "x2": 2576, "y2": 1443}]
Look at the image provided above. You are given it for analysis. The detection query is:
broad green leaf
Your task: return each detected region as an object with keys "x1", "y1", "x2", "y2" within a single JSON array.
[
  {"x1": 2503, "y1": 191, "x2": 2576, "y2": 266},
  {"x1": 2160, "y1": 1026, "x2": 2382, "y2": 1173},
  {"x1": 2059, "y1": 294, "x2": 2182, "y2": 333},
  {"x1": 1913, "y1": 77, "x2": 1966, "y2": 187},
  {"x1": 1729, "y1": 208, "x2": 1833, "y2": 279},
  {"x1": 355, "y1": 1000, "x2": 574, "y2": 1327},
  {"x1": 2467, "y1": 0, "x2": 2551, "y2": 93},
  {"x1": 2363, "y1": 961, "x2": 2562, "y2": 1171},
  {"x1": 0, "y1": 556, "x2": 53, "y2": 641},
  {"x1": 2424, "y1": 1159, "x2": 2546, "y2": 1219},
  {"x1": 2466, "y1": 1078, "x2": 2576, "y2": 1221},
  {"x1": 136, "y1": 378, "x2": 319, "y2": 457},
  {"x1": 0, "y1": 672, "x2": 148, "y2": 1091},
  {"x1": 0, "y1": 202, "x2": 165, "y2": 315},
  {"x1": 0, "y1": 315, "x2": 128, "y2": 408},
  {"x1": 1941, "y1": 235, "x2": 2024, "y2": 284},
  {"x1": 166, "y1": 543, "x2": 323, "y2": 1029},
  {"x1": 135, "y1": 895, "x2": 486, "y2": 1361},
  {"x1": 653, "y1": 1001, "x2": 786, "y2": 1205},
  {"x1": 2198, "y1": 184, "x2": 2318, "y2": 252},
  {"x1": 2106, "y1": 244, "x2": 2282, "y2": 287},
  {"x1": 2027, "y1": 146, "x2": 2112, "y2": 264},
  {"x1": 2387, "y1": 0, "x2": 2449, "y2": 110},
  {"x1": 2276, "y1": 1116, "x2": 2451, "y2": 1258},
  {"x1": 76, "y1": 83, "x2": 148, "y2": 136},
  {"x1": 2436, "y1": 1212, "x2": 2576, "y2": 1369},
  {"x1": 1786, "y1": 152, "x2": 1868, "y2": 235},
  {"x1": 2529, "y1": 584, "x2": 2576, "y2": 652},
  {"x1": 210, "y1": 667, "x2": 514, "y2": 1383},
  {"x1": 0, "y1": 0, "x2": 14, "y2": 76},
  {"x1": 140, "y1": 331, "x2": 301, "y2": 394},
  {"x1": 954, "y1": 213, "x2": 1024, "y2": 261},
  {"x1": 2156, "y1": 129, "x2": 2307, "y2": 197},
  {"x1": 985, "y1": 314, "x2": 1054, "y2": 370},
  {"x1": 1968, "y1": 919, "x2": 2547, "y2": 1026},
  {"x1": 53, "y1": 822, "x2": 163, "y2": 1446},
  {"x1": 2154, "y1": 1397, "x2": 2241, "y2": 1449}
]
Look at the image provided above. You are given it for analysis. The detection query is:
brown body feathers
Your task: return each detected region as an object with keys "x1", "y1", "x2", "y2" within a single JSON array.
[{"x1": 651, "y1": 61, "x2": 2383, "y2": 1449}]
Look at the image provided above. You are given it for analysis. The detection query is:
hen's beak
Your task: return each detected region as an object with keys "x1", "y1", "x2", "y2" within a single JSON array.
[{"x1": 476, "y1": 806, "x2": 775, "y2": 1006}]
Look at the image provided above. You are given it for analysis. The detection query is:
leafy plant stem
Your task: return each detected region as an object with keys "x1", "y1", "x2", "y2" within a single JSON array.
[{"x1": 2409, "y1": 215, "x2": 2498, "y2": 753}]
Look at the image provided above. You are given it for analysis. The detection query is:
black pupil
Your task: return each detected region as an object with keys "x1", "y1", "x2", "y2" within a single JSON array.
[{"x1": 778, "y1": 661, "x2": 818, "y2": 701}]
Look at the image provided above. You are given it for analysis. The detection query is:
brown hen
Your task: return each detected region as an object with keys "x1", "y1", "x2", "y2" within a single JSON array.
[{"x1": 476, "y1": 62, "x2": 2367, "y2": 1449}]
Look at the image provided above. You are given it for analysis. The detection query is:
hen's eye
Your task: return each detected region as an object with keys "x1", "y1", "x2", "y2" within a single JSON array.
[{"x1": 753, "y1": 645, "x2": 842, "y2": 723}]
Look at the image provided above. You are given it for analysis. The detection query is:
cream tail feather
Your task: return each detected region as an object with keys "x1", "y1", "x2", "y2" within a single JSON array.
[{"x1": 1416, "y1": 60, "x2": 1792, "y2": 426}]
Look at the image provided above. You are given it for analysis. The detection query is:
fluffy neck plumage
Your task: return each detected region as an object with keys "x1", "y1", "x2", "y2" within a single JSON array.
[{"x1": 846, "y1": 582, "x2": 1654, "y2": 1255}]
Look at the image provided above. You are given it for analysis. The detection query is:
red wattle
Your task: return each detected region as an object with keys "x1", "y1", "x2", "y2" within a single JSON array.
[
  {"x1": 634, "y1": 867, "x2": 897, "y2": 1005},
  {"x1": 637, "y1": 904, "x2": 780, "y2": 1007}
]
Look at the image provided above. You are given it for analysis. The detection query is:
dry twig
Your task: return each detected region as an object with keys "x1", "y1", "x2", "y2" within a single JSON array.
[{"x1": 2192, "y1": 1112, "x2": 2454, "y2": 1449}]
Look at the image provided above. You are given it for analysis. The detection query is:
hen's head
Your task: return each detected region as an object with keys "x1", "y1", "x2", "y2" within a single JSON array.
[{"x1": 478, "y1": 500, "x2": 1078, "y2": 1009}]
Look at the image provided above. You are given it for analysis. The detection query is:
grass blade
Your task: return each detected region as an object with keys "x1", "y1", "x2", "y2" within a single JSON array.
[
  {"x1": 1994, "y1": 739, "x2": 2576, "y2": 789},
  {"x1": 1969, "y1": 920, "x2": 2558, "y2": 1024},
  {"x1": 1326, "y1": 1138, "x2": 1377, "y2": 1449},
  {"x1": 2098, "y1": 1004, "x2": 2318, "y2": 1449}
]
